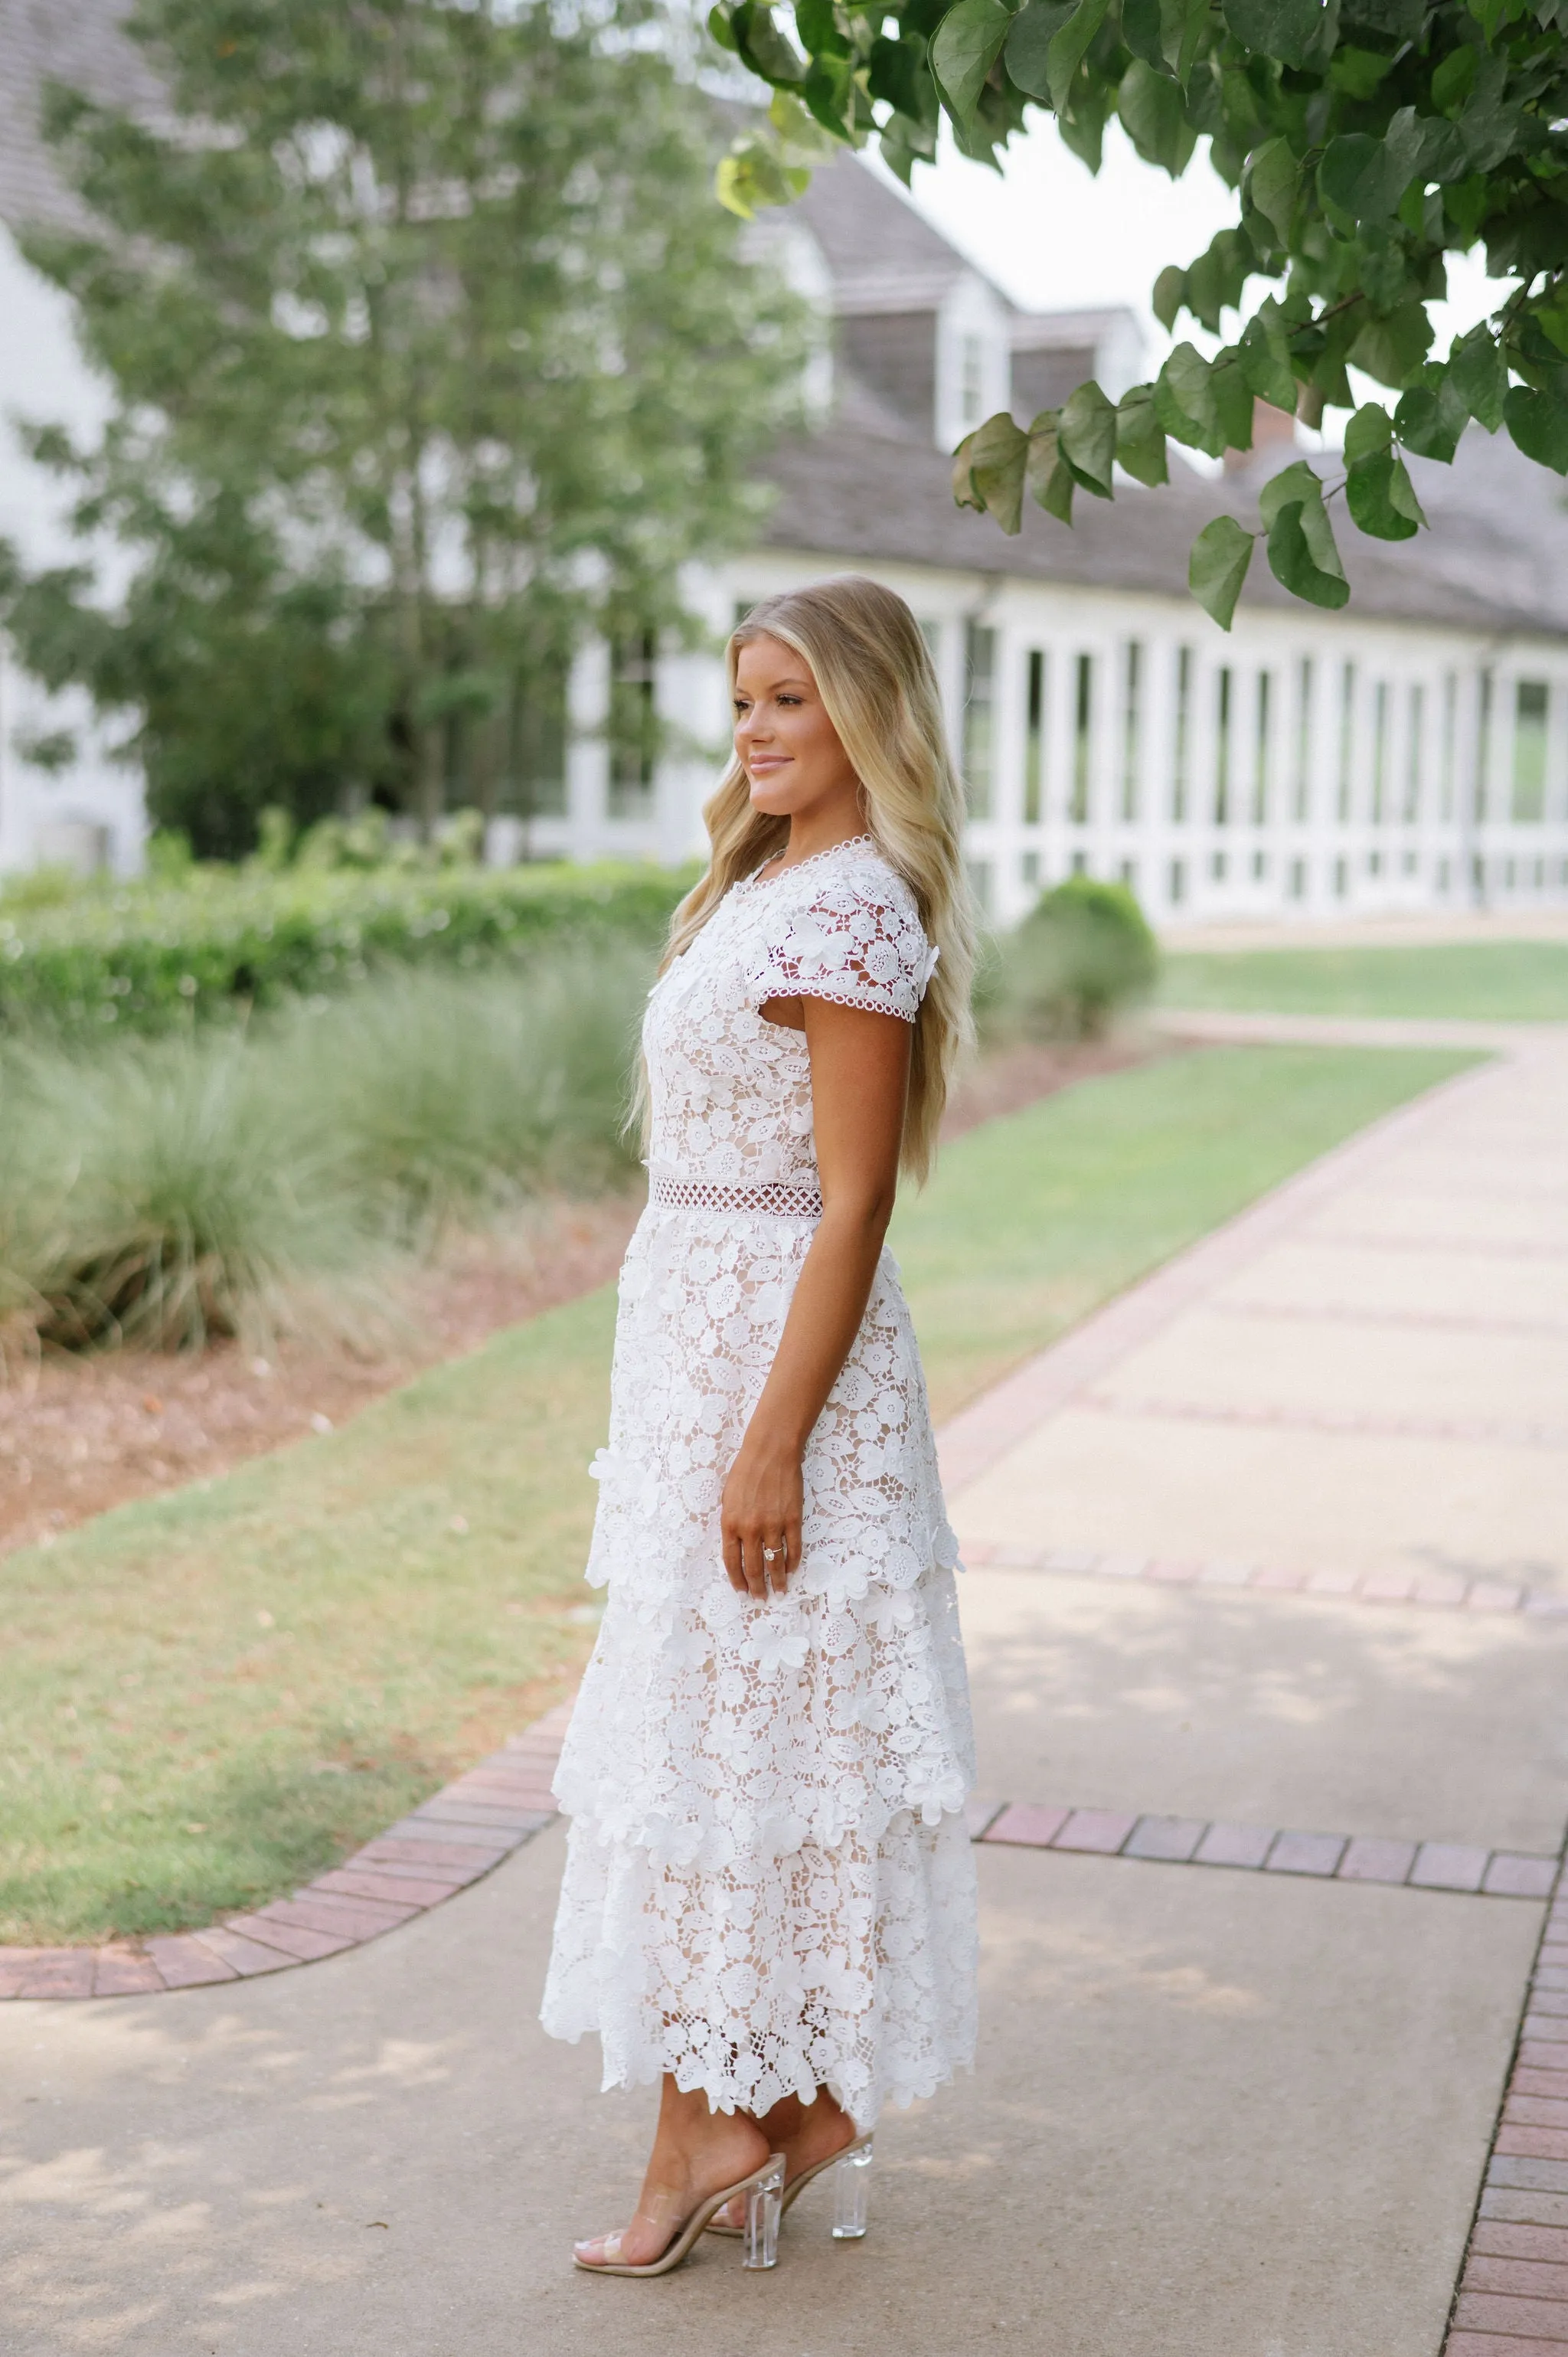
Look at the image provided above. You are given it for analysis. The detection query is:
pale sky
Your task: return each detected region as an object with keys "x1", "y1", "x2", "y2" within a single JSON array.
[{"x1": 876, "y1": 117, "x2": 1508, "y2": 404}]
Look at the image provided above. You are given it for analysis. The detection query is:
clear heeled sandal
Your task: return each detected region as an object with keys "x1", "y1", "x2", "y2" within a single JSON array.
[
  {"x1": 707, "y1": 2133, "x2": 874, "y2": 2241},
  {"x1": 573, "y1": 2153, "x2": 786, "y2": 2277}
]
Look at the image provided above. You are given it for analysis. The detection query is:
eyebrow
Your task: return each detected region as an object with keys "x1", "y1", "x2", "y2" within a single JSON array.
[{"x1": 735, "y1": 675, "x2": 814, "y2": 694}]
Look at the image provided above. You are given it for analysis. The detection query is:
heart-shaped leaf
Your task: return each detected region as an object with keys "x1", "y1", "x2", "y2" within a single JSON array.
[
  {"x1": 1346, "y1": 449, "x2": 1419, "y2": 539},
  {"x1": 1058, "y1": 380, "x2": 1118, "y2": 495},
  {"x1": 1504, "y1": 385, "x2": 1568, "y2": 475},
  {"x1": 931, "y1": 0, "x2": 1016, "y2": 123},
  {"x1": 1189, "y1": 515, "x2": 1255, "y2": 629},
  {"x1": 953, "y1": 410, "x2": 1030, "y2": 530},
  {"x1": 1116, "y1": 386, "x2": 1170, "y2": 485},
  {"x1": 1116, "y1": 58, "x2": 1196, "y2": 175},
  {"x1": 1003, "y1": 0, "x2": 1076, "y2": 96},
  {"x1": 1221, "y1": 0, "x2": 1327, "y2": 70}
]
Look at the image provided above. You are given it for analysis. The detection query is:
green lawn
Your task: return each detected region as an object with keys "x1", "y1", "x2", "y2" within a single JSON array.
[
  {"x1": 1160, "y1": 937, "x2": 1568, "y2": 1022},
  {"x1": 0, "y1": 1041, "x2": 1473, "y2": 1944}
]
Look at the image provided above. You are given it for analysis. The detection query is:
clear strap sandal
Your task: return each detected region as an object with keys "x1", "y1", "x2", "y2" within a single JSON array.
[
  {"x1": 573, "y1": 2153, "x2": 786, "y2": 2277},
  {"x1": 707, "y1": 2133, "x2": 873, "y2": 2241}
]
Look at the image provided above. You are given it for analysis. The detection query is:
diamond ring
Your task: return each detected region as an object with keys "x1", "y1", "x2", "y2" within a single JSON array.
[{"x1": 762, "y1": 1547, "x2": 780, "y2": 1563}]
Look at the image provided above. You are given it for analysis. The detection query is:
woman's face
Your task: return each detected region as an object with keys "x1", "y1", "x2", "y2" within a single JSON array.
[{"x1": 732, "y1": 634, "x2": 861, "y2": 822}]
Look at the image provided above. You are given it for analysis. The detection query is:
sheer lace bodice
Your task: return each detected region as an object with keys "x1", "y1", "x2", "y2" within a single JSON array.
[{"x1": 540, "y1": 835, "x2": 978, "y2": 2128}]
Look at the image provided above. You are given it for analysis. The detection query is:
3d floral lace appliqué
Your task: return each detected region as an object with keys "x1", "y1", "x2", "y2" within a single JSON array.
[{"x1": 539, "y1": 839, "x2": 978, "y2": 2127}]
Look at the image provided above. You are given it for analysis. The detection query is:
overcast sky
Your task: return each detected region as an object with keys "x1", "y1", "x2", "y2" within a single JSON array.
[{"x1": 876, "y1": 118, "x2": 1506, "y2": 394}]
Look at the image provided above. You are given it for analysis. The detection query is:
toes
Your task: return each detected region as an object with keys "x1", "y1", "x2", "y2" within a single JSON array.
[{"x1": 573, "y1": 2232, "x2": 622, "y2": 2267}]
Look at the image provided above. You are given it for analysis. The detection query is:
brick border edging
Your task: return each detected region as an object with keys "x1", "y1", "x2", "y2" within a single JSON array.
[
  {"x1": 969, "y1": 1798, "x2": 1559, "y2": 1898},
  {"x1": 1443, "y1": 1862, "x2": 1568, "y2": 2354},
  {"x1": 0, "y1": 1703, "x2": 573, "y2": 2000},
  {"x1": 962, "y1": 1541, "x2": 1568, "y2": 1621}
]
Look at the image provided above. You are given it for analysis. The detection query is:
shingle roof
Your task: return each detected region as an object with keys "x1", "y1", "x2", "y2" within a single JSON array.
[{"x1": 759, "y1": 419, "x2": 1568, "y2": 640}]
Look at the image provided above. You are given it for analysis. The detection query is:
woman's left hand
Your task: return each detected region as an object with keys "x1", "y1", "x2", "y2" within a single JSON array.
[{"x1": 720, "y1": 1427, "x2": 804, "y2": 1600}]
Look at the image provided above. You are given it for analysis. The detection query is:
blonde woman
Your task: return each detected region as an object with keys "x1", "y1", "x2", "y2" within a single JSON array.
[{"x1": 541, "y1": 575, "x2": 979, "y2": 2276}]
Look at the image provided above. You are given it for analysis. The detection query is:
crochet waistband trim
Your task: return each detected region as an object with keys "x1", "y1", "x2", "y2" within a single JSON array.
[{"x1": 650, "y1": 1175, "x2": 824, "y2": 1218}]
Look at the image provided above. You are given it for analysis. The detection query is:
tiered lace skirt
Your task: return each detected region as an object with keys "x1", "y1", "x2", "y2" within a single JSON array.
[{"x1": 538, "y1": 1199, "x2": 978, "y2": 2127}]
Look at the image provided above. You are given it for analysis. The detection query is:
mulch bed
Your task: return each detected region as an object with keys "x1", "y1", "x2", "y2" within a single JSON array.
[{"x1": 0, "y1": 1031, "x2": 1155, "y2": 1564}]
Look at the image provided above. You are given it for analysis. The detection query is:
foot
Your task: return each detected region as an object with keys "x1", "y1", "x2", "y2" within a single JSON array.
[
  {"x1": 712, "y1": 2089, "x2": 858, "y2": 2228},
  {"x1": 573, "y1": 2104, "x2": 772, "y2": 2270}
]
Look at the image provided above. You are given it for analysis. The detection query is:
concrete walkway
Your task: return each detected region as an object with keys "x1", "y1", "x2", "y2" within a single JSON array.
[{"x1": 3, "y1": 1020, "x2": 1566, "y2": 2357}]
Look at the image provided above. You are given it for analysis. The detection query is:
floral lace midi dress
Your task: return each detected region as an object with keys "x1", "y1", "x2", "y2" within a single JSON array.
[{"x1": 539, "y1": 835, "x2": 978, "y2": 2129}]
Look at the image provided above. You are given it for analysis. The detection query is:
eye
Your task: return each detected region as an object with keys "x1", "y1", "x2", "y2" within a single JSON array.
[{"x1": 777, "y1": 693, "x2": 802, "y2": 706}]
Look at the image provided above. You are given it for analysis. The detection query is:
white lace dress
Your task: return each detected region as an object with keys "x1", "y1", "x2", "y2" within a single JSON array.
[{"x1": 539, "y1": 835, "x2": 978, "y2": 2129}]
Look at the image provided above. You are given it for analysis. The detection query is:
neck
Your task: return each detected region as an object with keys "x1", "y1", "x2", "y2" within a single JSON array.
[{"x1": 776, "y1": 795, "x2": 867, "y2": 870}]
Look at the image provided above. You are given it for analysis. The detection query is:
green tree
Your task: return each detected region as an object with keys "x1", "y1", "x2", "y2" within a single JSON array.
[
  {"x1": 714, "y1": 0, "x2": 1568, "y2": 626},
  {"x1": 2, "y1": 0, "x2": 806, "y2": 853}
]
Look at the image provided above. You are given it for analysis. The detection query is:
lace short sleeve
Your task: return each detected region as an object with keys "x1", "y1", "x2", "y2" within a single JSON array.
[{"x1": 749, "y1": 863, "x2": 933, "y2": 1025}]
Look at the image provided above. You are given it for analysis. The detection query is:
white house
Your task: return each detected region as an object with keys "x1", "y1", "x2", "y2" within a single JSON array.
[
  {"x1": 3, "y1": 2, "x2": 1566, "y2": 924},
  {"x1": 533, "y1": 158, "x2": 1568, "y2": 928}
]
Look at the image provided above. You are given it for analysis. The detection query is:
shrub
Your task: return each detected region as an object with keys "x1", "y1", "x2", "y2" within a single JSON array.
[
  {"x1": 985, "y1": 877, "x2": 1158, "y2": 1041},
  {"x1": 0, "y1": 858, "x2": 690, "y2": 1039},
  {"x1": 0, "y1": 946, "x2": 653, "y2": 1351}
]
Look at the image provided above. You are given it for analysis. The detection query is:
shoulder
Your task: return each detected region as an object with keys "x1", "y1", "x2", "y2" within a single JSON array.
[{"x1": 751, "y1": 841, "x2": 930, "y2": 1022}]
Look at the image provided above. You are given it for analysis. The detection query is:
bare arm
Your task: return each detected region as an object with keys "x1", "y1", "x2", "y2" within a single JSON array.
[{"x1": 720, "y1": 994, "x2": 911, "y2": 1599}]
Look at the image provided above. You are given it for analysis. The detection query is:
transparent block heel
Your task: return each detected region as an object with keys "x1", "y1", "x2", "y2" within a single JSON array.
[
  {"x1": 741, "y1": 2156, "x2": 785, "y2": 2270},
  {"x1": 831, "y1": 2140, "x2": 873, "y2": 2239}
]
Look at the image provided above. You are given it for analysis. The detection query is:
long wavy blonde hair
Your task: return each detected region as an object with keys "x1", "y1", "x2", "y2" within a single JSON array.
[{"x1": 662, "y1": 574, "x2": 976, "y2": 1182}]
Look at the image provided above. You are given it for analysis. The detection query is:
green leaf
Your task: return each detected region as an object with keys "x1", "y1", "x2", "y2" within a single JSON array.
[
  {"x1": 953, "y1": 410, "x2": 1030, "y2": 530},
  {"x1": 1115, "y1": 384, "x2": 1170, "y2": 485},
  {"x1": 1189, "y1": 515, "x2": 1254, "y2": 630},
  {"x1": 1448, "y1": 325, "x2": 1508, "y2": 432},
  {"x1": 1045, "y1": 0, "x2": 1109, "y2": 113},
  {"x1": 1260, "y1": 461, "x2": 1350, "y2": 608},
  {"x1": 1342, "y1": 400, "x2": 1392, "y2": 464},
  {"x1": 1171, "y1": 0, "x2": 1210, "y2": 83},
  {"x1": 1157, "y1": 341, "x2": 1222, "y2": 454},
  {"x1": 1504, "y1": 385, "x2": 1568, "y2": 476},
  {"x1": 1220, "y1": 0, "x2": 1327, "y2": 70},
  {"x1": 1387, "y1": 455, "x2": 1427, "y2": 528},
  {"x1": 708, "y1": 4, "x2": 739, "y2": 51},
  {"x1": 1237, "y1": 299, "x2": 1297, "y2": 412},
  {"x1": 1328, "y1": 44, "x2": 1392, "y2": 97},
  {"x1": 1537, "y1": 284, "x2": 1568, "y2": 365},
  {"x1": 1210, "y1": 353, "x2": 1256, "y2": 451},
  {"x1": 1349, "y1": 302, "x2": 1432, "y2": 390},
  {"x1": 1243, "y1": 136, "x2": 1298, "y2": 245},
  {"x1": 1058, "y1": 378, "x2": 1118, "y2": 494},
  {"x1": 1318, "y1": 112, "x2": 1424, "y2": 224},
  {"x1": 1152, "y1": 265, "x2": 1187, "y2": 331},
  {"x1": 1345, "y1": 449, "x2": 1419, "y2": 538},
  {"x1": 1393, "y1": 373, "x2": 1466, "y2": 463},
  {"x1": 1116, "y1": 59, "x2": 1196, "y2": 176},
  {"x1": 931, "y1": 0, "x2": 1016, "y2": 123},
  {"x1": 795, "y1": 0, "x2": 851, "y2": 55},
  {"x1": 730, "y1": 3, "x2": 807, "y2": 84},
  {"x1": 1431, "y1": 46, "x2": 1476, "y2": 113},
  {"x1": 1026, "y1": 414, "x2": 1076, "y2": 521},
  {"x1": 1003, "y1": 0, "x2": 1076, "y2": 96},
  {"x1": 1121, "y1": 0, "x2": 1167, "y2": 66}
]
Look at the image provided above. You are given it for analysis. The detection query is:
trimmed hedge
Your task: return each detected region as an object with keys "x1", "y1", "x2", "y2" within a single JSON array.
[{"x1": 0, "y1": 861, "x2": 691, "y2": 1036}]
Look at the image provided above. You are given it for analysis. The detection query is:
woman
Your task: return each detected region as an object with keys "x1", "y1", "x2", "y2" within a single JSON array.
[{"x1": 541, "y1": 575, "x2": 979, "y2": 2277}]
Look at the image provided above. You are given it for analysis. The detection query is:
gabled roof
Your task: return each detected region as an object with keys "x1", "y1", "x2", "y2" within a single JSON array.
[
  {"x1": 760, "y1": 418, "x2": 1568, "y2": 640},
  {"x1": 792, "y1": 155, "x2": 977, "y2": 316}
]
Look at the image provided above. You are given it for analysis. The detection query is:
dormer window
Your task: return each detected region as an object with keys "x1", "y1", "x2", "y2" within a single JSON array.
[
  {"x1": 935, "y1": 273, "x2": 1010, "y2": 451},
  {"x1": 958, "y1": 334, "x2": 986, "y2": 434}
]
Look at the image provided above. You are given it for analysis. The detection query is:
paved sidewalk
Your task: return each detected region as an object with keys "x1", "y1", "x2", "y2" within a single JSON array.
[{"x1": 2, "y1": 1021, "x2": 1565, "y2": 2355}]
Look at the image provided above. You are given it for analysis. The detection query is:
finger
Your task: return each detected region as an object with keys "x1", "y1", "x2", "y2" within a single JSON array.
[
  {"x1": 784, "y1": 1515, "x2": 802, "y2": 1583},
  {"x1": 721, "y1": 1522, "x2": 748, "y2": 1595},
  {"x1": 740, "y1": 1531, "x2": 769, "y2": 1600},
  {"x1": 766, "y1": 1535, "x2": 790, "y2": 1593}
]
